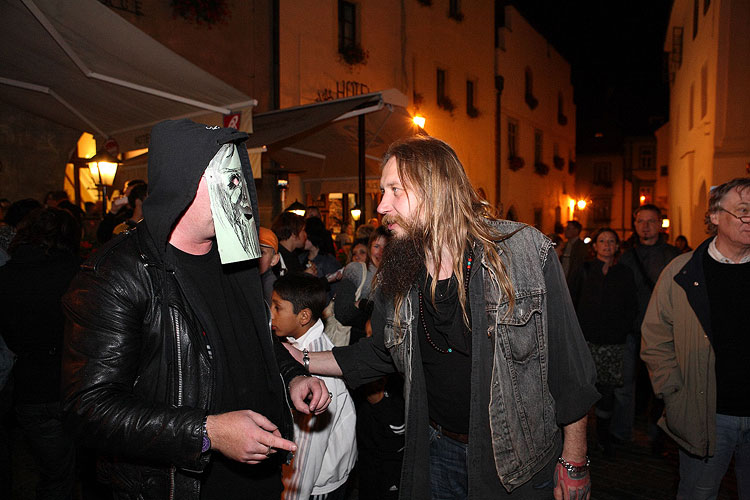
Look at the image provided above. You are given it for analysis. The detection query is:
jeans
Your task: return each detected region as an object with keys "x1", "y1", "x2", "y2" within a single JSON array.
[
  {"x1": 429, "y1": 425, "x2": 468, "y2": 500},
  {"x1": 677, "y1": 413, "x2": 750, "y2": 499},
  {"x1": 611, "y1": 332, "x2": 638, "y2": 441},
  {"x1": 15, "y1": 402, "x2": 76, "y2": 500}
]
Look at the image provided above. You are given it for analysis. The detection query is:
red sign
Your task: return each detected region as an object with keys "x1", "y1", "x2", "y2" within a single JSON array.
[
  {"x1": 104, "y1": 137, "x2": 119, "y2": 157},
  {"x1": 223, "y1": 113, "x2": 241, "y2": 129}
]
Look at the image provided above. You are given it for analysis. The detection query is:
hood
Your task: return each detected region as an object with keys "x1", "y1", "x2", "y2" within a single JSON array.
[{"x1": 142, "y1": 119, "x2": 258, "y2": 258}]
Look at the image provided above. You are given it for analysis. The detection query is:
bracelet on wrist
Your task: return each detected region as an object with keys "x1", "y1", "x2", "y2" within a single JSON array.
[
  {"x1": 557, "y1": 455, "x2": 590, "y2": 474},
  {"x1": 201, "y1": 415, "x2": 211, "y2": 453},
  {"x1": 302, "y1": 348, "x2": 310, "y2": 373}
]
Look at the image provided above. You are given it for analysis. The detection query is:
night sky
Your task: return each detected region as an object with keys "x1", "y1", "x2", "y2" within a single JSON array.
[{"x1": 512, "y1": 0, "x2": 674, "y2": 152}]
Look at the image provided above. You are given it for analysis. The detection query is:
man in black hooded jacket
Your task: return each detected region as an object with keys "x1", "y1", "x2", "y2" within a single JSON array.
[{"x1": 62, "y1": 120, "x2": 330, "y2": 500}]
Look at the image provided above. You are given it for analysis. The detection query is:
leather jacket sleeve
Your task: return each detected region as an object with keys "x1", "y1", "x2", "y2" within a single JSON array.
[
  {"x1": 61, "y1": 251, "x2": 206, "y2": 470},
  {"x1": 274, "y1": 335, "x2": 308, "y2": 388}
]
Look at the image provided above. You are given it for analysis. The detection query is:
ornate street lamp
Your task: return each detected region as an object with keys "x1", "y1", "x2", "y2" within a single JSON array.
[{"x1": 87, "y1": 150, "x2": 120, "y2": 212}]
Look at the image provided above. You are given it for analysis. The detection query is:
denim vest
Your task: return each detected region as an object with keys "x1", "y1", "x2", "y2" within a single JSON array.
[{"x1": 382, "y1": 221, "x2": 560, "y2": 491}]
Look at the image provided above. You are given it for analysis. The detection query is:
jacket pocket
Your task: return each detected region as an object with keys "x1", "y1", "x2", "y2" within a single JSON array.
[
  {"x1": 494, "y1": 292, "x2": 544, "y2": 363},
  {"x1": 383, "y1": 319, "x2": 408, "y2": 370}
]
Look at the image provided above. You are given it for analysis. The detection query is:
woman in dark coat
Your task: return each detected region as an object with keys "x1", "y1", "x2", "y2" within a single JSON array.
[{"x1": 571, "y1": 227, "x2": 637, "y2": 457}]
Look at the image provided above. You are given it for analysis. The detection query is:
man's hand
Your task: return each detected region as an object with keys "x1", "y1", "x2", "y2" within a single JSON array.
[
  {"x1": 289, "y1": 375, "x2": 331, "y2": 415},
  {"x1": 206, "y1": 410, "x2": 295, "y2": 464},
  {"x1": 553, "y1": 460, "x2": 591, "y2": 500}
]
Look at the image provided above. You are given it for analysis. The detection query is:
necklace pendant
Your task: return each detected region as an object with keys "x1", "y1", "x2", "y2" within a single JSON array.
[{"x1": 447, "y1": 348, "x2": 453, "y2": 353}]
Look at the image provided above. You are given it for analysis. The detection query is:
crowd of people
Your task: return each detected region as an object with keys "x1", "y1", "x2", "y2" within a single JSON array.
[{"x1": 1, "y1": 118, "x2": 748, "y2": 500}]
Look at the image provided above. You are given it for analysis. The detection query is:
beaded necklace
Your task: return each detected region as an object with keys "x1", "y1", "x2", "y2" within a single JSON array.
[{"x1": 418, "y1": 248, "x2": 473, "y2": 354}]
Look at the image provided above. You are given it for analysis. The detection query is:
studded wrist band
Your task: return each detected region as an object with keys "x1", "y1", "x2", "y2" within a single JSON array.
[
  {"x1": 302, "y1": 348, "x2": 310, "y2": 373},
  {"x1": 557, "y1": 455, "x2": 590, "y2": 473}
]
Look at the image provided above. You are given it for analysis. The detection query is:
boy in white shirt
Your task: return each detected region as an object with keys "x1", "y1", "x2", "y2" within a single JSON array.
[{"x1": 271, "y1": 274, "x2": 357, "y2": 500}]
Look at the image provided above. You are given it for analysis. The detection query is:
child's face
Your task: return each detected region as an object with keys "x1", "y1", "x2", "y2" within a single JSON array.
[
  {"x1": 259, "y1": 245, "x2": 279, "y2": 274},
  {"x1": 270, "y1": 291, "x2": 301, "y2": 338}
]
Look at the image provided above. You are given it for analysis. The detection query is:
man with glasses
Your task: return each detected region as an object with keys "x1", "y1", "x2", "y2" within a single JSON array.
[
  {"x1": 614, "y1": 204, "x2": 679, "y2": 449},
  {"x1": 641, "y1": 178, "x2": 750, "y2": 496}
]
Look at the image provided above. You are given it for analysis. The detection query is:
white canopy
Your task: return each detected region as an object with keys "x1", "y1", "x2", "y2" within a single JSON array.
[{"x1": 0, "y1": 0, "x2": 256, "y2": 145}]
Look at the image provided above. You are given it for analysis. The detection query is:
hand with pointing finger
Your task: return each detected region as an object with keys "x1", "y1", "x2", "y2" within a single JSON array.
[{"x1": 206, "y1": 410, "x2": 296, "y2": 464}]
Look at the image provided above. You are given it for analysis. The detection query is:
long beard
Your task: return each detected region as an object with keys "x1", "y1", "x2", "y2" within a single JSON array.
[{"x1": 376, "y1": 235, "x2": 425, "y2": 298}]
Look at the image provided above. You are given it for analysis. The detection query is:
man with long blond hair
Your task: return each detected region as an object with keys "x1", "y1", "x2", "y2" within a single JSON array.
[{"x1": 289, "y1": 136, "x2": 598, "y2": 499}]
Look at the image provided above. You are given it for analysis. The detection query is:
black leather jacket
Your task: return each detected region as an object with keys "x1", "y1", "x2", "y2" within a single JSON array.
[{"x1": 62, "y1": 222, "x2": 306, "y2": 499}]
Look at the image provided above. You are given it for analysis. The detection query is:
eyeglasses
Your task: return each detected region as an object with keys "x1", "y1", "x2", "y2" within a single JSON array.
[{"x1": 719, "y1": 207, "x2": 750, "y2": 224}]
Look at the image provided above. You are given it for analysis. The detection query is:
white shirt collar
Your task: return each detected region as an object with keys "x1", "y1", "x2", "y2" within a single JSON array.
[
  {"x1": 285, "y1": 319, "x2": 325, "y2": 349},
  {"x1": 707, "y1": 237, "x2": 750, "y2": 264}
]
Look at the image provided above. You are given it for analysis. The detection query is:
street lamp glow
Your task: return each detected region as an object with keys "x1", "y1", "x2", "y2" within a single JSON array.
[
  {"x1": 640, "y1": 195, "x2": 646, "y2": 204},
  {"x1": 413, "y1": 115, "x2": 426, "y2": 128},
  {"x1": 576, "y1": 199, "x2": 587, "y2": 210},
  {"x1": 662, "y1": 218, "x2": 670, "y2": 229}
]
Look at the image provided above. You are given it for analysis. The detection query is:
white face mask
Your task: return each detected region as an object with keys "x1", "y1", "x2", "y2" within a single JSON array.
[{"x1": 204, "y1": 144, "x2": 260, "y2": 264}]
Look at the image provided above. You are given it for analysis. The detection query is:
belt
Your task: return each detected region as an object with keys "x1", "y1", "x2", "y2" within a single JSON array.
[{"x1": 429, "y1": 419, "x2": 469, "y2": 444}]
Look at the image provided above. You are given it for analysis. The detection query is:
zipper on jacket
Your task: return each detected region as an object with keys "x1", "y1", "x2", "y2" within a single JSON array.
[
  {"x1": 171, "y1": 309, "x2": 184, "y2": 407},
  {"x1": 169, "y1": 465, "x2": 176, "y2": 500}
]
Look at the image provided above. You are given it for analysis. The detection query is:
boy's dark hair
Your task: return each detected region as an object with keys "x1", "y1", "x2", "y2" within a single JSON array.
[
  {"x1": 4, "y1": 198, "x2": 42, "y2": 226},
  {"x1": 273, "y1": 273, "x2": 327, "y2": 322},
  {"x1": 272, "y1": 212, "x2": 305, "y2": 241}
]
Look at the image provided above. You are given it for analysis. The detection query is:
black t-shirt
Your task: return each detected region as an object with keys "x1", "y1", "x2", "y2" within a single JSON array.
[
  {"x1": 703, "y1": 252, "x2": 750, "y2": 416},
  {"x1": 417, "y1": 272, "x2": 472, "y2": 434},
  {"x1": 171, "y1": 244, "x2": 283, "y2": 499}
]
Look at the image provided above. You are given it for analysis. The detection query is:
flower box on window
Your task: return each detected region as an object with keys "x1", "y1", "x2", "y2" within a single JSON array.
[{"x1": 509, "y1": 156, "x2": 525, "y2": 171}]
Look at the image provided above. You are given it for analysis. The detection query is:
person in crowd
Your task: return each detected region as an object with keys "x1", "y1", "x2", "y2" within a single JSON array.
[
  {"x1": 548, "y1": 233, "x2": 564, "y2": 260},
  {"x1": 292, "y1": 136, "x2": 598, "y2": 499},
  {"x1": 354, "y1": 223, "x2": 375, "y2": 241},
  {"x1": 62, "y1": 119, "x2": 330, "y2": 499},
  {"x1": 112, "y1": 182, "x2": 147, "y2": 235},
  {"x1": 304, "y1": 206, "x2": 322, "y2": 219},
  {"x1": 0, "y1": 198, "x2": 42, "y2": 251},
  {"x1": 560, "y1": 220, "x2": 588, "y2": 289},
  {"x1": 570, "y1": 228, "x2": 637, "y2": 458},
  {"x1": 259, "y1": 227, "x2": 281, "y2": 304},
  {"x1": 0, "y1": 207, "x2": 81, "y2": 500},
  {"x1": 271, "y1": 274, "x2": 357, "y2": 500},
  {"x1": 641, "y1": 178, "x2": 750, "y2": 497},
  {"x1": 334, "y1": 226, "x2": 390, "y2": 346},
  {"x1": 43, "y1": 190, "x2": 69, "y2": 208},
  {"x1": 335, "y1": 223, "x2": 354, "y2": 252},
  {"x1": 615, "y1": 204, "x2": 680, "y2": 450},
  {"x1": 0, "y1": 198, "x2": 11, "y2": 221},
  {"x1": 272, "y1": 211, "x2": 311, "y2": 276},
  {"x1": 366, "y1": 217, "x2": 380, "y2": 227},
  {"x1": 674, "y1": 234, "x2": 692, "y2": 254},
  {"x1": 95, "y1": 178, "x2": 146, "y2": 243},
  {"x1": 301, "y1": 217, "x2": 341, "y2": 290},
  {"x1": 349, "y1": 237, "x2": 369, "y2": 264}
]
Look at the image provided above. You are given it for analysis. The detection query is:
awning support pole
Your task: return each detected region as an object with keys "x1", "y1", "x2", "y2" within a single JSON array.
[{"x1": 358, "y1": 114, "x2": 366, "y2": 227}]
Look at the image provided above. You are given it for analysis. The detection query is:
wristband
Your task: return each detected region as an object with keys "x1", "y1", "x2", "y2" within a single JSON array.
[
  {"x1": 302, "y1": 348, "x2": 310, "y2": 373},
  {"x1": 557, "y1": 455, "x2": 590, "y2": 474},
  {"x1": 201, "y1": 415, "x2": 211, "y2": 453}
]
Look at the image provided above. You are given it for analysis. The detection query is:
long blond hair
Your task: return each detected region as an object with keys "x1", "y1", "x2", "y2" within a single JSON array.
[{"x1": 382, "y1": 136, "x2": 514, "y2": 323}]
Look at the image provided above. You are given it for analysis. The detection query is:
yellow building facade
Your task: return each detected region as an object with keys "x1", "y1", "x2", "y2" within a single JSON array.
[{"x1": 662, "y1": 0, "x2": 750, "y2": 245}]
